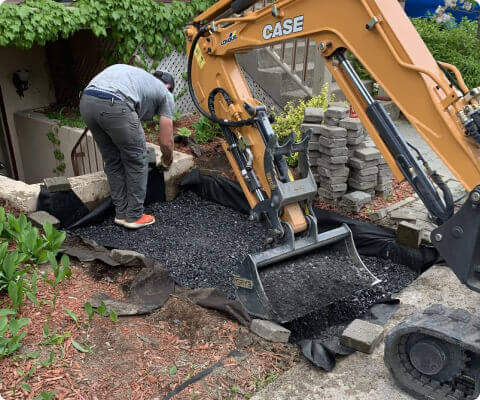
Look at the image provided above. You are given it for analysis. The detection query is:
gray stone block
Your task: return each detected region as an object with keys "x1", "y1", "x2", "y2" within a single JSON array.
[
  {"x1": 318, "y1": 125, "x2": 347, "y2": 139},
  {"x1": 355, "y1": 166, "x2": 379, "y2": 177},
  {"x1": 325, "y1": 106, "x2": 349, "y2": 120},
  {"x1": 378, "y1": 168, "x2": 393, "y2": 177},
  {"x1": 320, "y1": 182, "x2": 348, "y2": 192},
  {"x1": 320, "y1": 154, "x2": 348, "y2": 165},
  {"x1": 347, "y1": 135, "x2": 367, "y2": 146},
  {"x1": 375, "y1": 181, "x2": 393, "y2": 191},
  {"x1": 396, "y1": 221, "x2": 423, "y2": 249},
  {"x1": 350, "y1": 172, "x2": 377, "y2": 183},
  {"x1": 317, "y1": 145, "x2": 348, "y2": 157},
  {"x1": 347, "y1": 157, "x2": 378, "y2": 170},
  {"x1": 341, "y1": 319, "x2": 384, "y2": 354},
  {"x1": 329, "y1": 101, "x2": 348, "y2": 108},
  {"x1": 346, "y1": 129, "x2": 364, "y2": 139},
  {"x1": 341, "y1": 191, "x2": 372, "y2": 206},
  {"x1": 304, "y1": 107, "x2": 325, "y2": 123},
  {"x1": 339, "y1": 118, "x2": 363, "y2": 131},
  {"x1": 318, "y1": 136, "x2": 347, "y2": 148},
  {"x1": 147, "y1": 147, "x2": 156, "y2": 166},
  {"x1": 355, "y1": 147, "x2": 382, "y2": 161},
  {"x1": 301, "y1": 123, "x2": 323, "y2": 136},
  {"x1": 110, "y1": 249, "x2": 146, "y2": 266},
  {"x1": 377, "y1": 175, "x2": 393, "y2": 184},
  {"x1": 318, "y1": 187, "x2": 346, "y2": 199},
  {"x1": 317, "y1": 166, "x2": 350, "y2": 177},
  {"x1": 390, "y1": 209, "x2": 417, "y2": 222},
  {"x1": 369, "y1": 208, "x2": 388, "y2": 221},
  {"x1": 319, "y1": 175, "x2": 349, "y2": 185},
  {"x1": 348, "y1": 178, "x2": 377, "y2": 190},
  {"x1": 324, "y1": 117, "x2": 340, "y2": 126},
  {"x1": 308, "y1": 142, "x2": 321, "y2": 152},
  {"x1": 28, "y1": 211, "x2": 60, "y2": 229},
  {"x1": 43, "y1": 177, "x2": 71, "y2": 193},
  {"x1": 378, "y1": 163, "x2": 391, "y2": 171},
  {"x1": 250, "y1": 319, "x2": 291, "y2": 343}
]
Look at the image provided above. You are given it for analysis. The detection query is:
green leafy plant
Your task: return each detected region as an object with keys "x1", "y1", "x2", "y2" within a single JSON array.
[
  {"x1": 0, "y1": 0, "x2": 215, "y2": 63},
  {"x1": 33, "y1": 390, "x2": 56, "y2": 400},
  {"x1": 46, "y1": 126, "x2": 65, "y2": 176},
  {"x1": 412, "y1": 17, "x2": 480, "y2": 89},
  {"x1": 42, "y1": 253, "x2": 71, "y2": 308},
  {"x1": 177, "y1": 127, "x2": 192, "y2": 137},
  {"x1": 41, "y1": 324, "x2": 71, "y2": 346},
  {"x1": 84, "y1": 301, "x2": 94, "y2": 320},
  {"x1": 169, "y1": 365, "x2": 178, "y2": 375},
  {"x1": 271, "y1": 84, "x2": 334, "y2": 165},
  {"x1": 192, "y1": 116, "x2": 222, "y2": 144},
  {"x1": 45, "y1": 107, "x2": 85, "y2": 129},
  {"x1": 72, "y1": 339, "x2": 92, "y2": 354},
  {"x1": 173, "y1": 109, "x2": 183, "y2": 122},
  {"x1": 0, "y1": 314, "x2": 30, "y2": 358}
]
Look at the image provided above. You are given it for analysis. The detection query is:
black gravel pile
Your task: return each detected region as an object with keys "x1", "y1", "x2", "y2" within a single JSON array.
[
  {"x1": 73, "y1": 191, "x2": 418, "y2": 341},
  {"x1": 73, "y1": 191, "x2": 265, "y2": 297},
  {"x1": 286, "y1": 256, "x2": 418, "y2": 342},
  {"x1": 261, "y1": 243, "x2": 375, "y2": 323}
]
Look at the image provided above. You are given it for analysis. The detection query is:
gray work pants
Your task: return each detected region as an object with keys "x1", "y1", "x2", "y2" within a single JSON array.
[{"x1": 79, "y1": 94, "x2": 147, "y2": 222}]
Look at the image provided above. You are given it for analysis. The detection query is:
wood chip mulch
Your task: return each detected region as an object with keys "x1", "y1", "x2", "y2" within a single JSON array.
[{"x1": 0, "y1": 259, "x2": 298, "y2": 400}]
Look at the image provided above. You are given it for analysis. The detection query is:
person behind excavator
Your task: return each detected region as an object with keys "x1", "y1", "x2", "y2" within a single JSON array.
[{"x1": 79, "y1": 64, "x2": 175, "y2": 229}]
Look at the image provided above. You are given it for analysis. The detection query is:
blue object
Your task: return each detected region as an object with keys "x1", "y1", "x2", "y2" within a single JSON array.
[
  {"x1": 405, "y1": 0, "x2": 479, "y2": 21},
  {"x1": 83, "y1": 88, "x2": 124, "y2": 102}
]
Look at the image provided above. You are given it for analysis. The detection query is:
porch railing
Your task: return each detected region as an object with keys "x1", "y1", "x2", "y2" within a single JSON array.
[
  {"x1": 250, "y1": 1, "x2": 332, "y2": 96},
  {"x1": 71, "y1": 128, "x2": 103, "y2": 176}
]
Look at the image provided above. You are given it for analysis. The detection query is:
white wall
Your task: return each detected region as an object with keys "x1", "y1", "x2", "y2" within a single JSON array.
[
  {"x1": 0, "y1": 45, "x2": 56, "y2": 180},
  {"x1": 14, "y1": 110, "x2": 101, "y2": 184}
]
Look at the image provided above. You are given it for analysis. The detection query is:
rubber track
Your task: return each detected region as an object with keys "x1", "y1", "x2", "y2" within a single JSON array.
[{"x1": 385, "y1": 304, "x2": 480, "y2": 400}]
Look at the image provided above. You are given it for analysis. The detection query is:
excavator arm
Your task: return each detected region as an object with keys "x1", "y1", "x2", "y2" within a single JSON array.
[{"x1": 185, "y1": 0, "x2": 480, "y2": 297}]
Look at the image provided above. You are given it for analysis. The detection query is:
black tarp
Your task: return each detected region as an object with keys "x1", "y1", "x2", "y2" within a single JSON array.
[{"x1": 37, "y1": 168, "x2": 166, "y2": 230}]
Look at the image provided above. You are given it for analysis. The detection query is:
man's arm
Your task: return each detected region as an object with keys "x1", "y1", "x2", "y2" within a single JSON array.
[{"x1": 159, "y1": 116, "x2": 174, "y2": 168}]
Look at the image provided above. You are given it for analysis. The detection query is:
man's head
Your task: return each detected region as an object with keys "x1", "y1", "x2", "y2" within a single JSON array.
[{"x1": 153, "y1": 70, "x2": 175, "y2": 94}]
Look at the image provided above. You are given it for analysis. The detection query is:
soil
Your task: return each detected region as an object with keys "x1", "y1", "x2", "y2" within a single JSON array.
[
  {"x1": 0, "y1": 253, "x2": 298, "y2": 400},
  {"x1": 0, "y1": 198, "x2": 23, "y2": 217}
]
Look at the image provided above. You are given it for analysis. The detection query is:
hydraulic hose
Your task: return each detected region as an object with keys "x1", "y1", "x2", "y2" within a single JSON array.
[
  {"x1": 407, "y1": 141, "x2": 454, "y2": 218},
  {"x1": 187, "y1": 26, "x2": 256, "y2": 128}
]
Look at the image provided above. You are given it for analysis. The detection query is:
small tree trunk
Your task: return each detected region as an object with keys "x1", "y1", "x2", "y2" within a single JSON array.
[{"x1": 477, "y1": 10, "x2": 480, "y2": 44}]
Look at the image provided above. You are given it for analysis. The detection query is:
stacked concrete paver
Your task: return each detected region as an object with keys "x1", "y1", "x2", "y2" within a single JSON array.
[
  {"x1": 303, "y1": 107, "x2": 349, "y2": 201},
  {"x1": 304, "y1": 105, "x2": 394, "y2": 211}
]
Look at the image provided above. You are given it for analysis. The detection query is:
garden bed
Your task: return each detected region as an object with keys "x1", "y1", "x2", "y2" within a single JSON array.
[{"x1": 0, "y1": 207, "x2": 297, "y2": 400}]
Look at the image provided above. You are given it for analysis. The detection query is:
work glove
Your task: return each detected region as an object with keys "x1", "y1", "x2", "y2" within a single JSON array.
[{"x1": 160, "y1": 154, "x2": 173, "y2": 171}]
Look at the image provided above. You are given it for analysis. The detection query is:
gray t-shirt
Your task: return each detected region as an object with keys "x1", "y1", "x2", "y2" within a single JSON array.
[{"x1": 87, "y1": 64, "x2": 174, "y2": 121}]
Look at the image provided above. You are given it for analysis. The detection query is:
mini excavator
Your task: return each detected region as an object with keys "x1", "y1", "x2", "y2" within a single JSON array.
[{"x1": 185, "y1": 1, "x2": 480, "y2": 398}]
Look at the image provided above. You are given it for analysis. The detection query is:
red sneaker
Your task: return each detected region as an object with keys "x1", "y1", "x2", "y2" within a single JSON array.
[{"x1": 123, "y1": 214, "x2": 156, "y2": 229}]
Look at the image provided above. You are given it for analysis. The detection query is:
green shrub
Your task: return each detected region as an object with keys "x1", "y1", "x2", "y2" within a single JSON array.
[
  {"x1": 192, "y1": 116, "x2": 222, "y2": 144},
  {"x1": 271, "y1": 83, "x2": 334, "y2": 165},
  {"x1": 413, "y1": 17, "x2": 480, "y2": 89}
]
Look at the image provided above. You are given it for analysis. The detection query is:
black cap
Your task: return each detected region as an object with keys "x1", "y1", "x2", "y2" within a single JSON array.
[{"x1": 153, "y1": 70, "x2": 175, "y2": 93}]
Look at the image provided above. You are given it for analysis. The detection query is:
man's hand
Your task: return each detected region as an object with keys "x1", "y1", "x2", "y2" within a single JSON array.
[
  {"x1": 159, "y1": 116, "x2": 174, "y2": 171},
  {"x1": 160, "y1": 154, "x2": 173, "y2": 171}
]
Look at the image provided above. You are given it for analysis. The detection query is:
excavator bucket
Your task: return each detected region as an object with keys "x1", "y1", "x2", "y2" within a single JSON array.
[{"x1": 234, "y1": 220, "x2": 381, "y2": 323}]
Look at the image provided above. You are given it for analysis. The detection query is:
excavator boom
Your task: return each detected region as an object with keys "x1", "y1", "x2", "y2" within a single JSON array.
[{"x1": 185, "y1": 1, "x2": 480, "y2": 396}]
